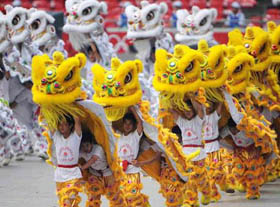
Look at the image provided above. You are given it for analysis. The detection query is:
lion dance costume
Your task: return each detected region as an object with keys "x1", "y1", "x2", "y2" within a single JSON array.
[
  {"x1": 31, "y1": 51, "x2": 126, "y2": 207},
  {"x1": 91, "y1": 56, "x2": 200, "y2": 207}
]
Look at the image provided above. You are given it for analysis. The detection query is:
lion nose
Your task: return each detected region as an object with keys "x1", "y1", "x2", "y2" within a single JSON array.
[
  {"x1": 272, "y1": 44, "x2": 277, "y2": 50},
  {"x1": 250, "y1": 50, "x2": 257, "y2": 57}
]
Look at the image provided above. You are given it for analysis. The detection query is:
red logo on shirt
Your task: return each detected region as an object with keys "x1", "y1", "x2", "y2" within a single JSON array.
[
  {"x1": 59, "y1": 147, "x2": 74, "y2": 162},
  {"x1": 119, "y1": 144, "x2": 134, "y2": 160},
  {"x1": 203, "y1": 122, "x2": 214, "y2": 137},
  {"x1": 183, "y1": 128, "x2": 198, "y2": 142}
]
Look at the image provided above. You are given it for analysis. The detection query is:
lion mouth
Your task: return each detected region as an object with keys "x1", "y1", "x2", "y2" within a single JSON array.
[{"x1": 103, "y1": 105, "x2": 112, "y2": 109}]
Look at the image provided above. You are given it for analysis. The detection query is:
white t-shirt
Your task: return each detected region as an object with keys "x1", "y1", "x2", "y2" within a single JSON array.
[
  {"x1": 118, "y1": 130, "x2": 142, "y2": 174},
  {"x1": 176, "y1": 115, "x2": 206, "y2": 161},
  {"x1": 53, "y1": 131, "x2": 82, "y2": 182},
  {"x1": 202, "y1": 111, "x2": 220, "y2": 153},
  {"x1": 80, "y1": 144, "x2": 112, "y2": 177},
  {"x1": 220, "y1": 126, "x2": 254, "y2": 147}
]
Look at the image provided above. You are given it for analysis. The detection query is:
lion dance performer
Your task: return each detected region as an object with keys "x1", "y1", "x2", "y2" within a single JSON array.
[
  {"x1": 125, "y1": 0, "x2": 174, "y2": 117},
  {"x1": 197, "y1": 40, "x2": 230, "y2": 199},
  {"x1": 220, "y1": 36, "x2": 279, "y2": 199},
  {"x1": 63, "y1": 0, "x2": 115, "y2": 81},
  {"x1": 31, "y1": 51, "x2": 125, "y2": 207},
  {"x1": 91, "y1": 56, "x2": 200, "y2": 207},
  {"x1": 153, "y1": 44, "x2": 218, "y2": 206},
  {"x1": 4, "y1": 5, "x2": 49, "y2": 159}
]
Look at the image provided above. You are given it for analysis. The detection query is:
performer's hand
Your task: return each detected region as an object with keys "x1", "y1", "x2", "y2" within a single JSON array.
[{"x1": 131, "y1": 160, "x2": 142, "y2": 167}]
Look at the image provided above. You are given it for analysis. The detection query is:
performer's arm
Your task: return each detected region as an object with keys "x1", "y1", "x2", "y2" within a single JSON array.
[
  {"x1": 80, "y1": 155, "x2": 99, "y2": 170},
  {"x1": 223, "y1": 90, "x2": 244, "y2": 124},
  {"x1": 74, "y1": 116, "x2": 82, "y2": 137},
  {"x1": 191, "y1": 97, "x2": 204, "y2": 119},
  {"x1": 129, "y1": 105, "x2": 143, "y2": 136},
  {"x1": 131, "y1": 151, "x2": 161, "y2": 167},
  {"x1": 216, "y1": 102, "x2": 223, "y2": 116}
]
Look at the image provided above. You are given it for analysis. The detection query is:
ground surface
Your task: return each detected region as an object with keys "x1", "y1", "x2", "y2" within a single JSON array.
[{"x1": 0, "y1": 156, "x2": 280, "y2": 207}]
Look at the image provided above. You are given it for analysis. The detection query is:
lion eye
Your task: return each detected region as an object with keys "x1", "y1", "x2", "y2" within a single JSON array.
[
  {"x1": 234, "y1": 65, "x2": 243, "y2": 74},
  {"x1": 124, "y1": 72, "x2": 132, "y2": 84},
  {"x1": 146, "y1": 11, "x2": 154, "y2": 21},
  {"x1": 215, "y1": 58, "x2": 221, "y2": 68},
  {"x1": 31, "y1": 19, "x2": 40, "y2": 30},
  {"x1": 12, "y1": 15, "x2": 21, "y2": 26},
  {"x1": 185, "y1": 62, "x2": 193, "y2": 73},
  {"x1": 82, "y1": 7, "x2": 92, "y2": 16},
  {"x1": 64, "y1": 70, "x2": 73, "y2": 81},
  {"x1": 199, "y1": 17, "x2": 207, "y2": 26},
  {"x1": 259, "y1": 43, "x2": 266, "y2": 54}
]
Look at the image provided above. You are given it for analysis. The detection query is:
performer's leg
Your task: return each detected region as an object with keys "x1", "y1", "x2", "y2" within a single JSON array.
[
  {"x1": 104, "y1": 175, "x2": 125, "y2": 207},
  {"x1": 183, "y1": 160, "x2": 210, "y2": 206},
  {"x1": 2, "y1": 141, "x2": 12, "y2": 166},
  {"x1": 8, "y1": 134, "x2": 24, "y2": 161},
  {"x1": 56, "y1": 179, "x2": 83, "y2": 207},
  {"x1": 244, "y1": 157, "x2": 261, "y2": 200},
  {"x1": 206, "y1": 151, "x2": 221, "y2": 202},
  {"x1": 159, "y1": 166, "x2": 184, "y2": 207},
  {"x1": 182, "y1": 179, "x2": 199, "y2": 207},
  {"x1": 84, "y1": 175, "x2": 105, "y2": 207},
  {"x1": 194, "y1": 160, "x2": 211, "y2": 205},
  {"x1": 232, "y1": 155, "x2": 246, "y2": 192},
  {"x1": 223, "y1": 150, "x2": 236, "y2": 192},
  {"x1": 121, "y1": 173, "x2": 150, "y2": 207}
]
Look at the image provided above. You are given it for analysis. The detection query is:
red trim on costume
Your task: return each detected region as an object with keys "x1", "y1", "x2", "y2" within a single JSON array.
[
  {"x1": 57, "y1": 164, "x2": 78, "y2": 168},
  {"x1": 205, "y1": 137, "x2": 219, "y2": 144},
  {"x1": 183, "y1": 144, "x2": 204, "y2": 148}
]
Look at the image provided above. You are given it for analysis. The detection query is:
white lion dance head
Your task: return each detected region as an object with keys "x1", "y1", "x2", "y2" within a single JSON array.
[
  {"x1": 64, "y1": 0, "x2": 107, "y2": 36},
  {"x1": 27, "y1": 9, "x2": 55, "y2": 47},
  {"x1": 5, "y1": 5, "x2": 30, "y2": 44},
  {"x1": 175, "y1": 6, "x2": 217, "y2": 48},
  {"x1": 63, "y1": 0, "x2": 114, "y2": 67},
  {"x1": 125, "y1": 0, "x2": 173, "y2": 61},
  {"x1": 125, "y1": 0, "x2": 168, "y2": 39},
  {"x1": 26, "y1": 9, "x2": 67, "y2": 57}
]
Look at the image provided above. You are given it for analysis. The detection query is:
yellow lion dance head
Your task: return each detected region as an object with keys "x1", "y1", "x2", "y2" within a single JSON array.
[
  {"x1": 226, "y1": 46, "x2": 255, "y2": 95},
  {"x1": 198, "y1": 40, "x2": 228, "y2": 102},
  {"x1": 92, "y1": 57, "x2": 143, "y2": 121},
  {"x1": 32, "y1": 51, "x2": 87, "y2": 129},
  {"x1": 153, "y1": 44, "x2": 206, "y2": 111}
]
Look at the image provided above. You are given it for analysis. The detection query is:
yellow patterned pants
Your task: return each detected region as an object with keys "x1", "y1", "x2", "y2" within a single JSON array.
[
  {"x1": 205, "y1": 150, "x2": 225, "y2": 202},
  {"x1": 159, "y1": 166, "x2": 185, "y2": 207},
  {"x1": 231, "y1": 146, "x2": 264, "y2": 199},
  {"x1": 183, "y1": 159, "x2": 211, "y2": 206},
  {"x1": 221, "y1": 150, "x2": 236, "y2": 190},
  {"x1": 83, "y1": 174, "x2": 124, "y2": 207},
  {"x1": 120, "y1": 173, "x2": 150, "y2": 207},
  {"x1": 56, "y1": 179, "x2": 83, "y2": 207}
]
